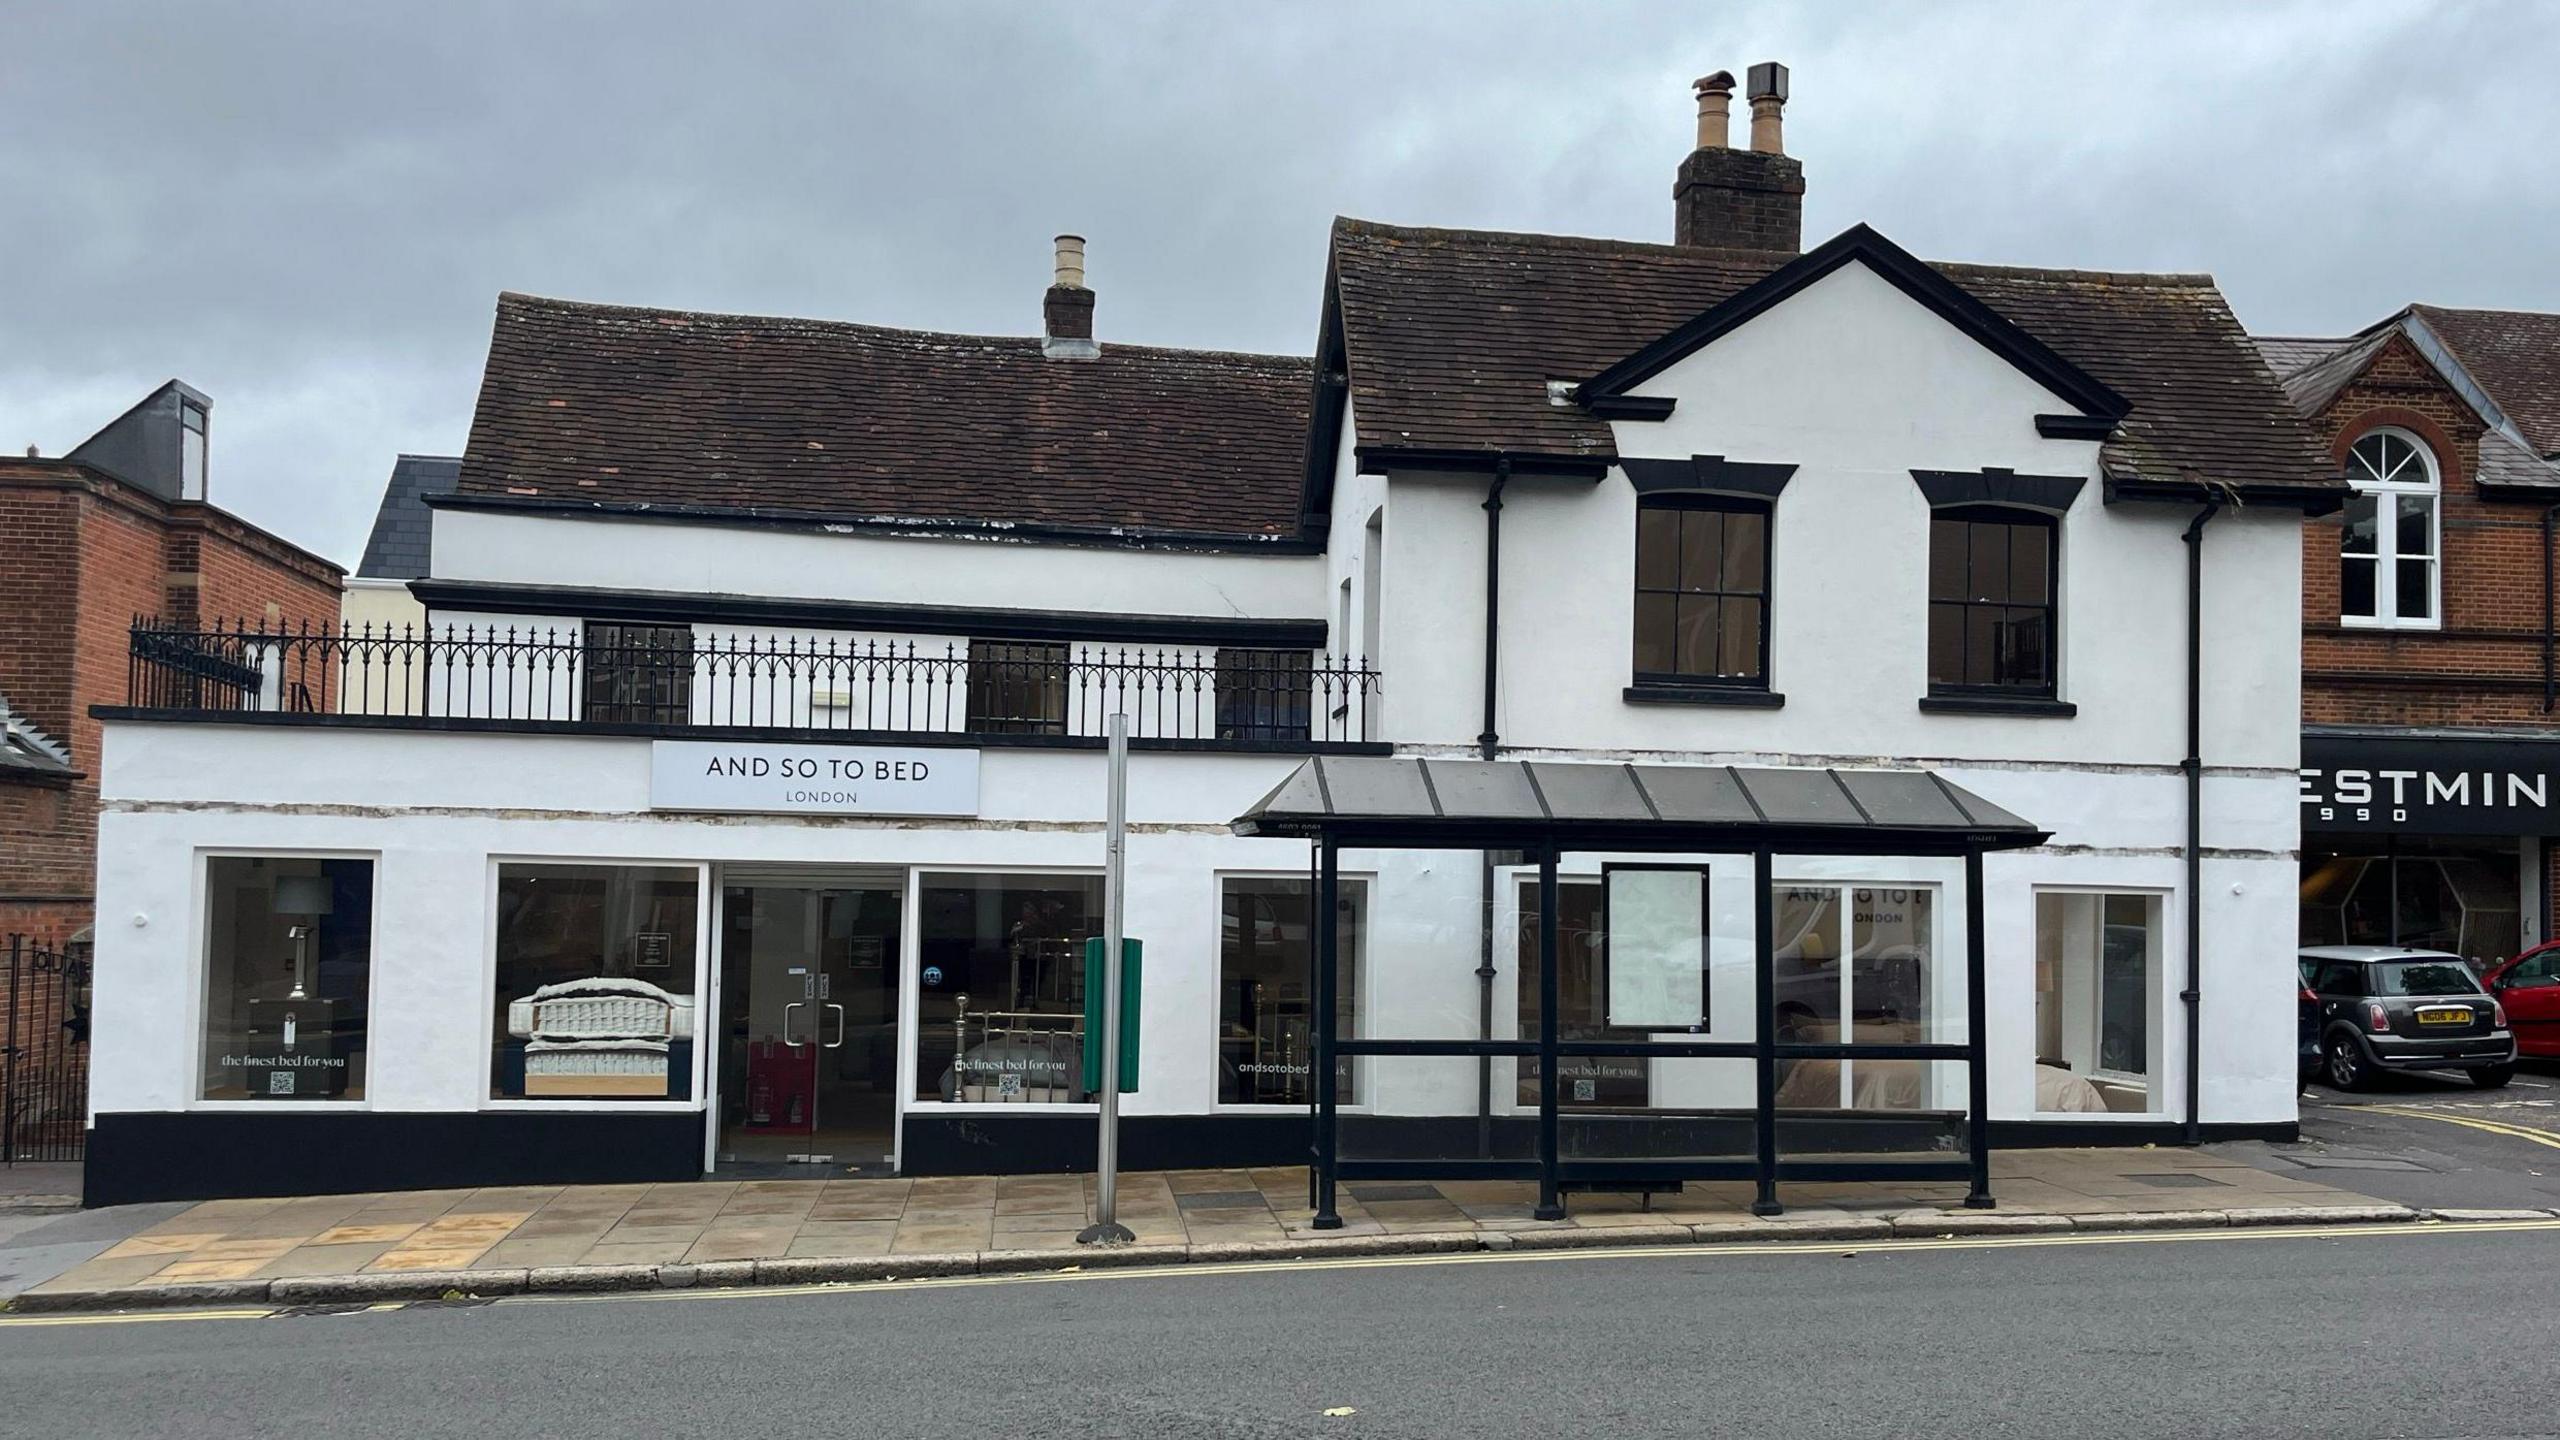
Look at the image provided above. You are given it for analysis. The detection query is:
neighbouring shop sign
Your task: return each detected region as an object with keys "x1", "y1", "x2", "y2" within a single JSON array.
[
  {"x1": 650, "y1": 740, "x2": 980, "y2": 817},
  {"x1": 2302, "y1": 733, "x2": 2560, "y2": 835}
]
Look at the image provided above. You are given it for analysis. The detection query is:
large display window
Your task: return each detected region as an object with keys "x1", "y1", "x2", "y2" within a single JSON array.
[
  {"x1": 914, "y1": 872, "x2": 1102, "y2": 1103},
  {"x1": 2033, "y1": 891, "x2": 2163, "y2": 1114},
  {"x1": 1516, "y1": 878, "x2": 1650, "y2": 1108},
  {"x1": 1771, "y1": 882, "x2": 1940, "y2": 1110},
  {"x1": 491, "y1": 863, "x2": 702, "y2": 1102},
  {"x1": 2300, "y1": 838, "x2": 2521, "y2": 967},
  {"x1": 200, "y1": 855, "x2": 374, "y2": 1101},
  {"x1": 1217, "y1": 875, "x2": 1366, "y2": 1105}
]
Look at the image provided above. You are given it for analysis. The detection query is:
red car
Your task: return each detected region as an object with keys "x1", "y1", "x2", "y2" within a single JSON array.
[{"x1": 2478, "y1": 943, "x2": 2560, "y2": 1059}]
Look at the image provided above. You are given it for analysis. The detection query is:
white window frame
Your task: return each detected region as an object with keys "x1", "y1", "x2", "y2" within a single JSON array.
[
  {"x1": 189, "y1": 848, "x2": 383, "y2": 1112},
  {"x1": 1211, "y1": 869, "x2": 1374, "y2": 1114},
  {"x1": 2340, "y1": 426, "x2": 2442, "y2": 631},
  {"x1": 481, "y1": 856, "x2": 714, "y2": 1114},
  {"x1": 2030, "y1": 886, "x2": 2168, "y2": 1118}
]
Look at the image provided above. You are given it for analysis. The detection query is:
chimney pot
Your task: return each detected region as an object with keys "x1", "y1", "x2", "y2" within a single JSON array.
[
  {"x1": 1673, "y1": 61, "x2": 1803, "y2": 251},
  {"x1": 1042, "y1": 234, "x2": 1098, "y2": 359},
  {"x1": 1747, "y1": 61, "x2": 1788, "y2": 154},
  {"x1": 1692, "y1": 71, "x2": 1734, "y2": 151}
]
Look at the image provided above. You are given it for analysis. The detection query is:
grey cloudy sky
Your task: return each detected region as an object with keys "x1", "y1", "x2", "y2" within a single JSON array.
[{"x1": 5, "y1": 1, "x2": 2554, "y2": 567}]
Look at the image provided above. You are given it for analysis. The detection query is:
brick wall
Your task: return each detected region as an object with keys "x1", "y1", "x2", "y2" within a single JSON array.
[
  {"x1": 2299, "y1": 332, "x2": 2560, "y2": 729},
  {"x1": 0, "y1": 460, "x2": 343, "y2": 945}
]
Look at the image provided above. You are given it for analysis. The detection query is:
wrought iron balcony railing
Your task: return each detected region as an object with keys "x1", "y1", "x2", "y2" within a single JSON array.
[{"x1": 126, "y1": 618, "x2": 1381, "y2": 746}]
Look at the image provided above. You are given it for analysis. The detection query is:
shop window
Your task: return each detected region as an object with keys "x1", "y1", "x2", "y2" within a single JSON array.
[
  {"x1": 1927, "y1": 507, "x2": 2056, "y2": 695},
  {"x1": 1217, "y1": 876, "x2": 1365, "y2": 1105},
  {"x1": 1771, "y1": 883, "x2": 1938, "y2": 1110},
  {"x1": 914, "y1": 873, "x2": 1102, "y2": 1102},
  {"x1": 2032, "y1": 892, "x2": 2161, "y2": 1115},
  {"x1": 1214, "y1": 649, "x2": 1314, "y2": 742},
  {"x1": 2339, "y1": 428, "x2": 2439, "y2": 629},
  {"x1": 200, "y1": 856, "x2": 373, "y2": 1101},
  {"x1": 491, "y1": 863, "x2": 701, "y2": 1101},
  {"x1": 1633, "y1": 494, "x2": 1770, "y2": 687},
  {"x1": 2299, "y1": 843, "x2": 2520, "y2": 967},
  {"x1": 1517, "y1": 878, "x2": 1650, "y2": 1108},
  {"x1": 583, "y1": 623, "x2": 695, "y2": 724},
  {"x1": 965, "y1": 640, "x2": 1068, "y2": 734}
]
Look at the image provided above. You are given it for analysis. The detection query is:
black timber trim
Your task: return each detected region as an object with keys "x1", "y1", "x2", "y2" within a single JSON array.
[
  {"x1": 1621, "y1": 455, "x2": 1798, "y2": 499},
  {"x1": 1918, "y1": 694, "x2": 2079, "y2": 718},
  {"x1": 88, "y1": 707, "x2": 1394, "y2": 756},
  {"x1": 2103, "y1": 476, "x2": 2348, "y2": 517},
  {"x1": 83, "y1": 1109, "x2": 703, "y2": 1206},
  {"x1": 1911, "y1": 467, "x2": 2087, "y2": 514},
  {"x1": 1623, "y1": 684, "x2": 1785, "y2": 709},
  {"x1": 2035, "y1": 414, "x2": 2117, "y2": 440},
  {"x1": 424, "y1": 491, "x2": 1323, "y2": 555},
  {"x1": 1352, "y1": 445, "x2": 1613, "y2": 481},
  {"x1": 1585, "y1": 395, "x2": 1676, "y2": 421},
  {"x1": 1575, "y1": 223, "x2": 2132, "y2": 424},
  {"x1": 410, "y1": 579, "x2": 1331, "y2": 649}
]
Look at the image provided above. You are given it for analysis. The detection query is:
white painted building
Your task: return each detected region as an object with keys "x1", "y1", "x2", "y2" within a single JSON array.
[{"x1": 82, "y1": 69, "x2": 2342, "y2": 1205}]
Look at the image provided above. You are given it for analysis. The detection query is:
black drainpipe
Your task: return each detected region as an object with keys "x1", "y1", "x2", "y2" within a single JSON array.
[
  {"x1": 1476, "y1": 459, "x2": 1510, "y2": 1156},
  {"x1": 2182, "y1": 498, "x2": 2220, "y2": 1147},
  {"x1": 2542, "y1": 503, "x2": 2560, "y2": 713}
]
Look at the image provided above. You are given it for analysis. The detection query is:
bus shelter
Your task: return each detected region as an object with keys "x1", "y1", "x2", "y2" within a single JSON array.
[{"x1": 1228, "y1": 756, "x2": 2048, "y2": 1225}]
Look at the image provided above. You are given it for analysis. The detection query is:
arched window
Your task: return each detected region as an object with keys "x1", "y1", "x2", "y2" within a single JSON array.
[{"x1": 2340, "y1": 428, "x2": 2440, "y2": 628}]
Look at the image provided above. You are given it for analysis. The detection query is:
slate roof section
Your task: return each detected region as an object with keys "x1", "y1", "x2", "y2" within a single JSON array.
[
  {"x1": 1327, "y1": 218, "x2": 2335, "y2": 496},
  {"x1": 457, "y1": 292, "x2": 1313, "y2": 536},
  {"x1": 356, "y1": 454, "x2": 459, "y2": 580},
  {"x1": 0, "y1": 692, "x2": 75, "y2": 783},
  {"x1": 2252, "y1": 335, "x2": 2347, "y2": 378},
  {"x1": 2265, "y1": 328, "x2": 2394, "y2": 417},
  {"x1": 2410, "y1": 306, "x2": 2560, "y2": 458}
]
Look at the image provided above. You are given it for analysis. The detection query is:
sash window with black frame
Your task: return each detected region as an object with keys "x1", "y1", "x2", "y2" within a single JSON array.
[
  {"x1": 1632, "y1": 493, "x2": 1770, "y2": 688},
  {"x1": 965, "y1": 639, "x2": 1068, "y2": 735},
  {"x1": 583, "y1": 622, "x2": 695, "y2": 725},
  {"x1": 1928, "y1": 506, "x2": 2057, "y2": 696},
  {"x1": 1214, "y1": 648, "x2": 1314, "y2": 742}
]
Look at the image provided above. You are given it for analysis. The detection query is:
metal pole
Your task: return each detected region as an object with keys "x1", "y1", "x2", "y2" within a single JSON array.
[
  {"x1": 1750, "y1": 849, "x2": 1780, "y2": 1217},
  {"x1": 1532, "y1": 850, "x2": 1564, "y2": 1221},
  {"x1": 1078, "y1": 713, "x2": 1136, "y2": 1244},
  {"x1": 1312, "y1": 838, "x2": 1343, "y2": 1229},
  {"x1": 1963, "y1": 848, "x2": 1995, "y2": 1209}
]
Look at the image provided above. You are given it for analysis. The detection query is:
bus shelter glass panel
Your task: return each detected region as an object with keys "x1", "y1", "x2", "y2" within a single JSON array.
[{"x1": 1773, "y1": 881, "x2": 1967, "y2": 1157}]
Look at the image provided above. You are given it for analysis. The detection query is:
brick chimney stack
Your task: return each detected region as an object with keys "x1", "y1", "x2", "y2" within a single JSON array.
[
  {"x1": 1673, "y1": 62, "x2": 1804, "y2": 252},
  {"x1": 1042, "y1": 234, "x2": 1098, "y2": 360}
]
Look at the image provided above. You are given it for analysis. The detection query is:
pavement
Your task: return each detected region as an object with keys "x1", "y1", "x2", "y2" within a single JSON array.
[
  {"x1": 2235, "y1": 1059, "x2": 2560, "y2": 1210},
  {"x1": 0, "y1": 1147, "x2": 2444, "y2": 1313},
  {"x1": 4, "y1": 1216, "x2": 2556, "y2": 1438}
]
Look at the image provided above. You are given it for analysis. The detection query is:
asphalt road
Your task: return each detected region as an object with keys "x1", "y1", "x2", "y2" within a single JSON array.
[
  {"x1": 4, "y1": 1221, "x2": 2556, "y2": 1440},
  {"x1": 2224, "y1": 1058, "x2": 2560, "y2": 1211}
]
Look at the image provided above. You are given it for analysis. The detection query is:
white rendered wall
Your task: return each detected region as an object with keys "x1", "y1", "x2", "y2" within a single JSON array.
[{"x1": 430, "y1": 506, "x2": 1328, "y2": 631}]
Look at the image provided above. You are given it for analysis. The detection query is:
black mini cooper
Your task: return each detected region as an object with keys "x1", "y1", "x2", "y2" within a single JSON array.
[{"x1": 2300, "y1": 947, "x2": 2517, "y2": 1091}]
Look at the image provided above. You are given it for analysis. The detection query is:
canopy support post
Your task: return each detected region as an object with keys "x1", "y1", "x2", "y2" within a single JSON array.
[
  {"x1": 1964, "y1": 845, "x2": 1996, "y2": 1209},
  {"x1": 1751, "y1": 845, "x2": 1781, "y2": 1217},
  {"x1": 1532, "y1": 848, "x2": 1564, "y2": 1222},
  {"x1": 1312, "y1": 836, "x2": 1343, "y2": 1230}
]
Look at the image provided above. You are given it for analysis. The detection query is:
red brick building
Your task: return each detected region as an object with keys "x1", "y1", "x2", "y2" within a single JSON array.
[
  {"x1": 1, "y1": 383, "x2": 343, "y2": 949},
  {"x1": 2267, "y1": 308, "x2": 2560, "y2": 965}
]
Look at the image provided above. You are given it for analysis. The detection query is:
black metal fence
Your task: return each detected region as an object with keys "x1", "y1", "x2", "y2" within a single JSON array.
[
  {"x1": 4, "y1": 935, "x2": 90, "y2": 1164},
  {"x1": 128, "y1": 618, "x2": 1381, "y2": 744}
]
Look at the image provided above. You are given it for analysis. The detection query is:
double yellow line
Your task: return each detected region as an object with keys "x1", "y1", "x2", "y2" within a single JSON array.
[
  {"x1": 2363, "y1": 1103, "x2": 2560, "y2": 1151},
  {"x1": 8, "y1": 1218, "x2": 2558, "y2": 1330}
]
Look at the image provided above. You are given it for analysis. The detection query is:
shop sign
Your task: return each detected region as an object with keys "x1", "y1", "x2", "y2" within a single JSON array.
[
  {"x1": 2302, "y1": 733, "x2": 2560, "y2": 836},
  {"x1": 650, "y1": 741, "x2": 980, "y2": 817}
]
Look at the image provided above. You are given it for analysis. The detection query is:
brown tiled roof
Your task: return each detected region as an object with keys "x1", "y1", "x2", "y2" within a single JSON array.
[
  {"x1": 457, "y1": 292, "x2": 1313, "y2": 535},
  {"x1": 2412, "y1": 305, "x2": 2560, "y2": 458},
  {"x1": 1329, "y1": 218, "x2": 2334, "y2": 494}
]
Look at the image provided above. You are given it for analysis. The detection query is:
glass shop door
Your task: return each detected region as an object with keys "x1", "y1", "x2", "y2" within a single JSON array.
[{"x1": 715, "y1": 872, "x2": 904, "y2": 1173}]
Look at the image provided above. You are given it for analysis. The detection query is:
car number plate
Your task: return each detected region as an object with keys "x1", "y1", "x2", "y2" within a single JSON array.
[{"x1": 2416, "y1": 1007, "x2": 2471, "y2": 1026}]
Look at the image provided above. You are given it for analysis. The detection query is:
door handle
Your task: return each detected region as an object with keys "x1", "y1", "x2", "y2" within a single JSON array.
[
  {"x1": 825, "y1": 1003, "x2": 847, "y2": 1050},
  {"x1": 782, "y1": 1000, "x2": 808, "y2": 1049}
]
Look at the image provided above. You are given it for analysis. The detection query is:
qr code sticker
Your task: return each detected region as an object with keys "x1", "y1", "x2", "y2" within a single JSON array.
[
  {"x1": 996, "y1": 1073, "x2": 1024, "y2": 1098},
  {"x1": 1574, "y1": 1078, "x2": 1596, "y2": 1102},
  {"x1": 267, "y1": 1070, "x2": 297, "y2": 1096}
]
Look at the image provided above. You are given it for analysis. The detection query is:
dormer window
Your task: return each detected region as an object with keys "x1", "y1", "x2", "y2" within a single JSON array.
[
  {"x1": 179, "y1": 399, "x2": 208, "y2": 501},
  {"x1": 2339, "y1": 428, "x2": 2438, "y2": 629}
]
